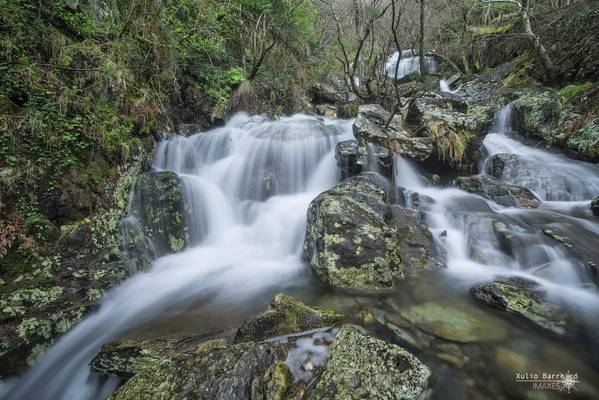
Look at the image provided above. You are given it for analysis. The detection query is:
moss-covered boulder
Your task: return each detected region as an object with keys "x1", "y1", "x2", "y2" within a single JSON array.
[
  {"x1": 304, "y1": 173, "x2": 439, "y2": 290},
  {"x1": 353, "y1": 104, "x2": 433, "y2": 163},
  {"x1": 234, "y1": 293, "x2": 344, "y2": 343},
  {"x1": 511, "y1": 90, "x2": 575, "y2": 141},
  {"x1": 471, "y1": 277, "x2": 575, "y2": 337},
  {"x1": 91, "y1": 335, "x2": 225, "y2": 379},
  {"x1": 406, "y1": 93, "x2": 490, "y2": 171},
  {"x1": 306, "y1": 325, "x2": 430, "y2": 400},
  {"x1": 121, "y1": 171, "x2": 190, "y2": 270},
  {"x1": 455, "y1": 175, "x2": 541, "y2": 208},
  {"x1": 109, "y1": 340, "x2": 290, "y2": 400}
]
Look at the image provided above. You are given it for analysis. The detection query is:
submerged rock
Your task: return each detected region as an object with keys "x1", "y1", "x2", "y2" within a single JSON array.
[
  {"x1": 471, "y1": 277, "x2": 573, "y2": 337},
  {"x1": 304, "y1": 173, "x2": 439, "y2": 290},
  {"x1": 306, "y1": 325, "x2": 430, "y2": 400},
  {"x1": 398, "y1": 300, "x2": 507, "y2": 343},
  {"x1": 353, "y1": 104, "x2": 433, "y2": 162},
  {"x1": 120, "y1": 171, "x2": 190, "y2": 270},
  {"x1": 234, "y1": 293, "x2": 344, "y2": 343},
  {"x1": 455, "y1": 175, "x2": 541, "y2": 208}
]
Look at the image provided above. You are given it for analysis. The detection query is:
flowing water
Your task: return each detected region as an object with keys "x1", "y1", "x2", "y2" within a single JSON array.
[
  {"x1": 0, "y1": 114, "x2": 353, "y2": 400},
  {"x1": 385, "y1": 49, "x2": 437, "y2": 79},
  {"x1": 3, "y1": 107, "x2": 599, "y2": 399}
]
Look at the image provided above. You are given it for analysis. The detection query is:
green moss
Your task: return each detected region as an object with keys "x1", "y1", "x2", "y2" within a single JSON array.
[{"x1": 559, "y1": 82, "x2": 594, "y2": 103}]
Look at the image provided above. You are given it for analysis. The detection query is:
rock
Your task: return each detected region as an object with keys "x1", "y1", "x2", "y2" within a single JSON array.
[
  {"x1": 455, "y1": 175, "x2": 541, "y2": 208},
  {"x1": 311, "y1": 79, "x2": 353, "y2": 105},
  {"x1": 353, "y1": 104, "x2": 433, "y2": 162},
  {"x1": 471, "y1": 277, "x2": 574, "y2": 337},
  {"x1": 592, "y1": 196, "x2": 599, "y2": 216},
  {"x1": 120, "y1": 171, "x2": 190, "y2": 270},
  {"x1": 511, "y1": 90, "x2": 576, "y2": 144},
  {"x1": 405, "y1": 94, "x2": 490, "y2": 170},
  {"x1": 304, "y1": 173, "x2": 439, "y2": 290},
  {"x1": 234, "y1": 293, "x2": 344, "y2": 343},
  {"x1": 92, "y1": 335, "x2": 227, "y2": 379},
  {"x1": 335, "y1": 140, "x2": 393, "y2": 180},
  {"x1": 306, "y1": 325, "x2": 430, "y2": 400},
  {"x1": 109, "y1": 340, "x2": 290, "y2": 400},
  {"x1": 315, "y1": 104, "x2": 337, "y2": 118},
  {"x1": 566, "y1": 116, "x2": 599, "y2": 162},
  {"x1": 398, "y1": 300, "x2": 508, "y2": 343}
]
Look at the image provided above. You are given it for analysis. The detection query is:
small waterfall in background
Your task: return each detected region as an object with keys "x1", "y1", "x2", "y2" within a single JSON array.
[
  {"x1": 393, "y1": 105, "x2": 599, "y2": 314},
  {"x1": 385, "y1": 50, "x2": 437, "y2": 80},
  {"x1": 1, "y1": 114, "x2": 354, "y2": 400}
]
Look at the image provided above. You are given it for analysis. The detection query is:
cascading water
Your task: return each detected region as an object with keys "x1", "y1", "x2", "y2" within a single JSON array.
[
  {"x1": 1, "y1": 113, "x2": 353, "y2": 400},
  {"x1": 385, "y1": 50, "x2": 437, "y2": 80},
  {"x1": 393, "y1": 105, "x2": 599, "y2": 314}
]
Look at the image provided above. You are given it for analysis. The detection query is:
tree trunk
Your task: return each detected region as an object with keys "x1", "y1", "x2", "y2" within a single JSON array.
[
  {"x1": 520, "y1": 0, "x2": 556, "y2": 81},
  {"x1": 419, "y1": 0, "x2": 426, "y2": 79}
]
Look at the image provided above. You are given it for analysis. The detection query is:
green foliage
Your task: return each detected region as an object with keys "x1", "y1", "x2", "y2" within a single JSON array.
[{"x1": 559, "y1": 82, "x2": 594, "y2": 103}]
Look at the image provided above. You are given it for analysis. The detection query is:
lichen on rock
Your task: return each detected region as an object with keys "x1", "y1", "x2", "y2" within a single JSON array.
[{"x1": 306, "y1": 325, "x2": 431, "y2": 400}]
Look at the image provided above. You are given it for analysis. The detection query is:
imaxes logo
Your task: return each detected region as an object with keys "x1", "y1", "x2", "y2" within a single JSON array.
[{"x1": 515, "y1": 371, "x2": 579, "y2": 393}]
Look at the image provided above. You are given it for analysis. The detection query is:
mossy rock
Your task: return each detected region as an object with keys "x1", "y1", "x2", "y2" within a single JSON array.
[
  {"x1": 234, "y1": 293, "x2": 344, "y2": 343},
  {"x1": 121, "y1": 171, "x2": 190, "y2": 270},
  {"x1": 306, "y1": 325, "x2": 430, "y2": 400},
  {"x1": 471, "y1": 277, "x2": 574, "y2": 337}
]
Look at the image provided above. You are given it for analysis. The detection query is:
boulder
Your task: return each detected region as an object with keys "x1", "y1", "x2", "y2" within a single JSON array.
[
  {"x1": 306, "y1": 325, "x2": 430, "y2": 400},
  {"x1": 234, "y1": 293, "x2": 344, "y2": 343},
  {"x1": 304, "y1": 173, "x2": 439, "y2": 290},
  {"x1": 455, "y1": 175, "x2": 541, "y2": 208},
  {"x1": 405, "y1": 94, "x2": 490, "y2": 170},
  {"x1": 335, "y1": 140, "x2": 393, "y2": 180},
  {"x1": 120, "y1": 171, "x2": 190, "y2": 270},
  {"x1": 592, "y1": 196, "x2": 599, "y2": 217},
  {"x1": 109, "y1": 340, "x2": 290, "y2": 400},
  {"x1": 335, "y1": 140, "x2": 361, "y2": 180},
  {"x1": 511, "y1": 90, "x2": 575, "y2": 144},
  {"x1": 471, "y1": 277, "x2": 574, "y2": 337},
  {"x1": 353, "y1": 105, "x2": 433, "y2": 162}
]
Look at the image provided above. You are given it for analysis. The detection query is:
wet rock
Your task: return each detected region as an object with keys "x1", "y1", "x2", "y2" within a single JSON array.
[
  {"x1": 304, "y1": 173, "x2": 439, "y2": 290},
  {"x1": 455, "y1": 175, "x2": 541, "y2": 208},
  {"x1": 511, "y1": 90, "x2": 576, "y2": 143},
  {"x1": 592, "y1": 196, "x2": 599, "y2": 217},
  {"x1": 335, "y1": 140, "x2": 392, "y2": 180},
  {"x1": 314, "y1": 104, "x2": 337, "y2": 118},
  {"x1": 109, "y1": 340, "x2": 290, "y2": 400},
  {"x1": 398, "y1": 300, "x2": 508, "y2": 343},
  {"x1": 353, "y1": 104, "x2": 433, "y2": 162},
  {"x1": 406, "y1": 94, "x2": 490, "y2": 171},
  {"x1": 471, "y1": 277, "x2": 573, "y2": 337},
  {"x1": 306, "y1": 325, "x2": 430, "y2": 400},
  {"x1": 234, "y1": 293, "x2": 344, "y2": 343},
  {"x1": 120, "y1": 171, "x2": 190, "y2": 270},
  {"x1": 92, "y1": 335, "x2": 228, "y2": 379}
]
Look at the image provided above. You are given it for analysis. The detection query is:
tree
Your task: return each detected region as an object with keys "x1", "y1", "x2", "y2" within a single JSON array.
[
  {"x1": 417, "y1": 0, "x2": 427, "y2": 78},
  {"x1": 481, "y1": 0, "x2": 555, "y2": 81}
]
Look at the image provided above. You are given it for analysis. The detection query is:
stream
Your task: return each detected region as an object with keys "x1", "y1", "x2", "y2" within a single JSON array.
[{"x1": 2, "y1": 106, "x2": 599, "y2": 399}]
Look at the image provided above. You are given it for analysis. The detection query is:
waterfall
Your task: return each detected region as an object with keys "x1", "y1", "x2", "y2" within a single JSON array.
[
  {"x1": 393, "y1": 105, "x2": 599, "y2": 315},
  {"x1": 385, "y1": 50, "x2": 437, "y2": 80},
  {"x1": 1, "y1": 113, "x2": 354, "y2": 400}
]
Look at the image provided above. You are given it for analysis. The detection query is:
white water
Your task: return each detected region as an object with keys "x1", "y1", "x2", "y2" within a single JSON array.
[
  {"x1": 393, "y1": 105, "x2": 599, "y2": 315},
  {"x1": 1, "y1": 113, "x2": 353, "y2": 400},
  {"x1": 385, "y1": 50, "x2": 437, "y2": 80},
  {"x1": 439, "y1": 79, "x2": 457, "y2": 93}
]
